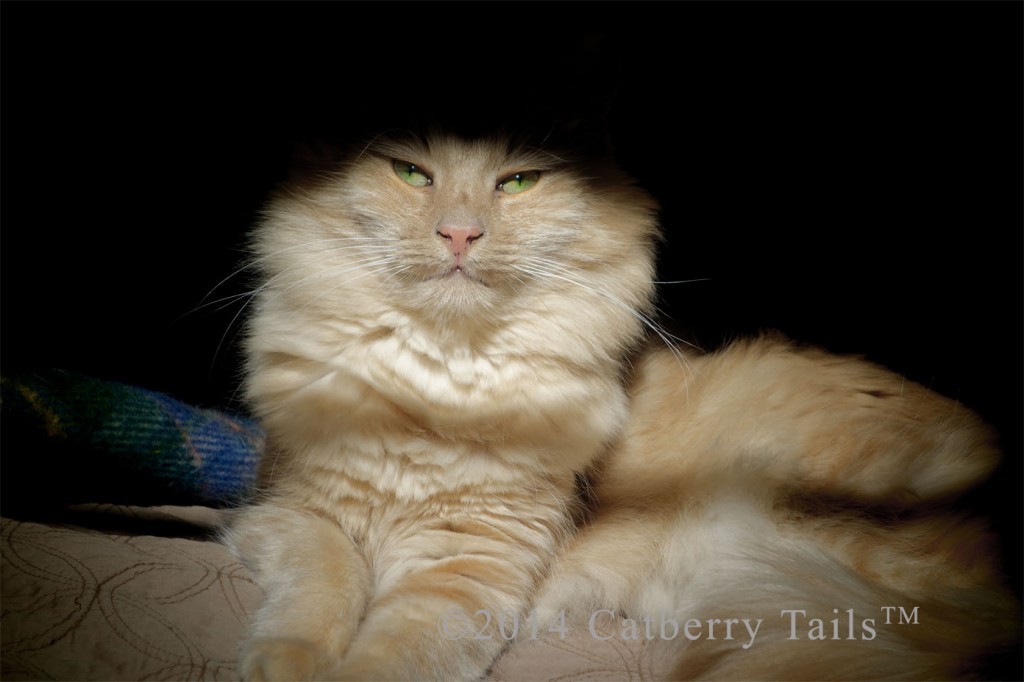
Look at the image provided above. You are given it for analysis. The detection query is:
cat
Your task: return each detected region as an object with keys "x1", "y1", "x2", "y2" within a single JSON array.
[
  {"x1": 223, "y1": 130, "x2": 661, "y2": 680},
  {"x1": 533, "y1": 337, "x2": 1020, "y2": 679},
  {"x1": 223, "y1": 130, "x2": 1017, "y2": 681}
]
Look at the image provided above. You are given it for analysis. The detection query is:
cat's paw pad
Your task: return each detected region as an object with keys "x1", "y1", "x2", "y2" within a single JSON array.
[{"x1": 241, "y1": 637, "x2": 330, "y2": 682}]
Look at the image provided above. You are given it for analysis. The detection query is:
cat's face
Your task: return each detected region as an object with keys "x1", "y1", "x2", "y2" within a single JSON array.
[
  {"x1": 343, "y1": 135, "x2": 585, "y2": 317},
  {"x1": 252, "y1": 133, "x2": 660, "y2": 350}
]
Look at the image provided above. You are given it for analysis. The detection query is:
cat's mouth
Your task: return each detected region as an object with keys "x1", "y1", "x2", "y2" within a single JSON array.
[{"x1": 444, "y1": 265, "x2": 487, "y2": 286}]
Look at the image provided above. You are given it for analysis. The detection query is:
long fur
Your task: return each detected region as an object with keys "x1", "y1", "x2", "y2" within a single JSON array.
[
  {"x1": 223, "y1": 133, "x2": 660, "y2": 680},
  {"x1": 223, "y1": 132, "x2": 1017, "y2": 681},
  {"x1": 535, "y1": 341, "x2": 1019, "y2": 680}
]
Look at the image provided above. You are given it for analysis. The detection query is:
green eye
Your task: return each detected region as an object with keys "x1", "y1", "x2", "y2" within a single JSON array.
[
  {"x1": 497, "y1": 170, "x2": 541, "y2": 194},
  {"x1": 393, "y1": 159, "x2": 432, "y2": 187}
]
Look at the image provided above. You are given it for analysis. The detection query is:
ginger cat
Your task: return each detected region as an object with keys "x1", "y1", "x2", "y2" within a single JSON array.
[
  {"x1": 535, "y1": 338, "x2": 1018, "y2": 679},
  {"x1": 224, "y1": 131, "x2": 1017, "y2": 680}
]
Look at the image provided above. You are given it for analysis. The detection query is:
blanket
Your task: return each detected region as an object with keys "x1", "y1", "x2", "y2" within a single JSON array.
[{"x1": 2, "y1": 370, "x2": 263, "y2": 511}]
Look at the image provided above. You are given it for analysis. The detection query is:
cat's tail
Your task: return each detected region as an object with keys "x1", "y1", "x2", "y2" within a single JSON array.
[
  {"x1": 662, "y1": 567, "x2": 1018, "y2": 680},
  {"x1": 646, "y1": 494, "x2": 1021, "y2": 681}
]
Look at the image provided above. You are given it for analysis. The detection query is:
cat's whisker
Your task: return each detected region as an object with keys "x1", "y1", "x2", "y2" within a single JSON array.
[
  {"x1": 524, "y1": 258, "x2": 692, "y2": 344},
  {"x1": 255, "y1": 257, "x2": 389, "y2": 311},
  {"x1": 520, "y1": 262, "x2": 696, "y2": 407},
  {"x1": 184, "y1": 290, "x2": 259, "y2": 316},
  {"x1": 183, "y1": 240, "x2": 394, "y2": 343},
  {"x1": 195, "y1": 236, "x2": 385, "y2": 310},
  {"x1": 206, "y1": 249, "x2": 400, "y2": 367},
  {"x1": 252, "y1": 244, "x2": 401, "y2": 298},
  {"x1": 211, "y1": 288, "x2": 260, "y2": 379},
  {"x1": 375, "y1": 262, "x2": 417, "y2": 292},
  {"x1": 653, "y1": 277, "x2": 712, "y2": 285},
  {"x1": 517, "y1": 257, "x2": 696, "y2": 375},
  {"x1": 286, "y1": 257, "x2": 408, "y2": 316},
  {"x1": 279, "y1": 266, "x2": 390, "y2": 313}
]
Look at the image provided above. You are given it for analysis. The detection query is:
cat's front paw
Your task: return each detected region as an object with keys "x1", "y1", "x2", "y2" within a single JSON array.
[
  {"x1": 241, "y1": 637, "x2": 331, "y2": 682},
  {"x1": 533, "y1": 570, "x2": 606, "y2": 628}
]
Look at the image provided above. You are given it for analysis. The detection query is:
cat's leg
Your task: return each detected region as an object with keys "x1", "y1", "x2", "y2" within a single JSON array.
[
  {"x1": 630, "y1": 337, "x2": 1000, "y2": 504},
  {"x1": 224, "y1": 504, "x2": 371, "y2": 682},
  {"x1": 533, "y1": 505, "x2": 673, "y2": 625},
  {"x1": 333, "y1": 516, "x2": 557, "y2": 681}
]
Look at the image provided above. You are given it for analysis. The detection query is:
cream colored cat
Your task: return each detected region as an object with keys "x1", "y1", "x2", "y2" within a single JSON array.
[
  {"x1": 224, "y1": 131, "x2": 1016, "y2": 680},
  {"x1": 534, "y1": 338, "x2": 1019, "y2": 679}
]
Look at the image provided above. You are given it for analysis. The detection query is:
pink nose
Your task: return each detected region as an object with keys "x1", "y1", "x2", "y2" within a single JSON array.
[{"x1": 437, "y1": 224, "x2": 483, "y2": 265}]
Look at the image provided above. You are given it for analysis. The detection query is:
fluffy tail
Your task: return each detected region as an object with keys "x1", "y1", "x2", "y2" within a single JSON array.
[{"x1": 648, "y1": 495, "x2": 1021, "y2": 680}]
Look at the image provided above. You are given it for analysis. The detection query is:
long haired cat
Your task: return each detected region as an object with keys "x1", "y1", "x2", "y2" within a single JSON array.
[
  {"x1": 224, "y1": 130, "x2": 1016, "y2": 680},
  {"x1": 224, "y1": 131, "x2": 660, "y2": 680}
]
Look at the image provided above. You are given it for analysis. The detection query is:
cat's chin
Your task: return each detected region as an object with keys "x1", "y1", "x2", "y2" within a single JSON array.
[{"x1": 399, "y1": 270, "x2": 505, "y2": 322}]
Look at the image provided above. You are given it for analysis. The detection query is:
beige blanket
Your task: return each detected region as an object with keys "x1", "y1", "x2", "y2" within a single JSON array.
[{"x1": 1, "y1": 505, "x2": 665, "y2": 681}]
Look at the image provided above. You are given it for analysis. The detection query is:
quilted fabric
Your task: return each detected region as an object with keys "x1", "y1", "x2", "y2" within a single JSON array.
[
  {"x1": 0, "y1": 506, "x2": 662, "y2": 681},
  {"x1": 1, "y1": 507, "x2": 259, "y2": 681}
]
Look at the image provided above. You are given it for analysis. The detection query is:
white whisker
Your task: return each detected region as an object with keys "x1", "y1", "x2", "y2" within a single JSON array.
[
  {"x1": 194, "y1": 236, "x2": 387, "y2": 310},
  {"x1": 654, "y1": 277, "x2": 712, "y2": 285},
  {"x1": 517, "y1": 256, "x2": 696, "y2": 375},
  {"x1": 194, "y1": 239, "x2": 399, "y2": 371}
]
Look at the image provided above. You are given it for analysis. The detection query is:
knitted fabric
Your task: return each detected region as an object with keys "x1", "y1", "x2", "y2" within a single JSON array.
[{"x1": 1, "y1": 370, "x2": 264, "y2": 510}]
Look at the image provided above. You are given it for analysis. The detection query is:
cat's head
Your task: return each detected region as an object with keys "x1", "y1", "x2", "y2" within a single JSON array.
[{"x1": 250, "y1": 131, "x2": 660, "y2": 357}]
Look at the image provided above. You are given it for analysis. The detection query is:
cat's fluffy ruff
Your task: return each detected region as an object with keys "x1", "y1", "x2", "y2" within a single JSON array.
[
  {"x1": 224, "y1": 134, "x2": 660, "y2": 680},
  {"x1": 225, "y1": 132, "x2": 1015, "y2": 681},
  {"x1": 535, "y1": 339, "x2": 1017, "y2": 680}
]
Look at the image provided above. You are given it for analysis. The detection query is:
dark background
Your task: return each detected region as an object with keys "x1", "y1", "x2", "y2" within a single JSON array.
[{"x1": 3, "y1": 0, "x2": 1020, "y2": 616}]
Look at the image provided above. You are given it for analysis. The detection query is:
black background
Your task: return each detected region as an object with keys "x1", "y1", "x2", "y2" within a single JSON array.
[{"x1": 3, "y1": 0, "x2": 1021, "y2": 621}]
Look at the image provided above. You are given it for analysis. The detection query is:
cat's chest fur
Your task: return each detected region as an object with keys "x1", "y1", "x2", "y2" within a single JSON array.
[
  {"x1": 352, "y1": 308, "x2": 537, "y2": 410},
  {"x1": 249, "y1": 301, "x2": 629, "y2": 502}
]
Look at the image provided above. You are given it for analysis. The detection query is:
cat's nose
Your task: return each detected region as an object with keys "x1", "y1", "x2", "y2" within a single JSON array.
[{"x1": 437, "y1": 224, "x2": 483, "y2": 265}]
